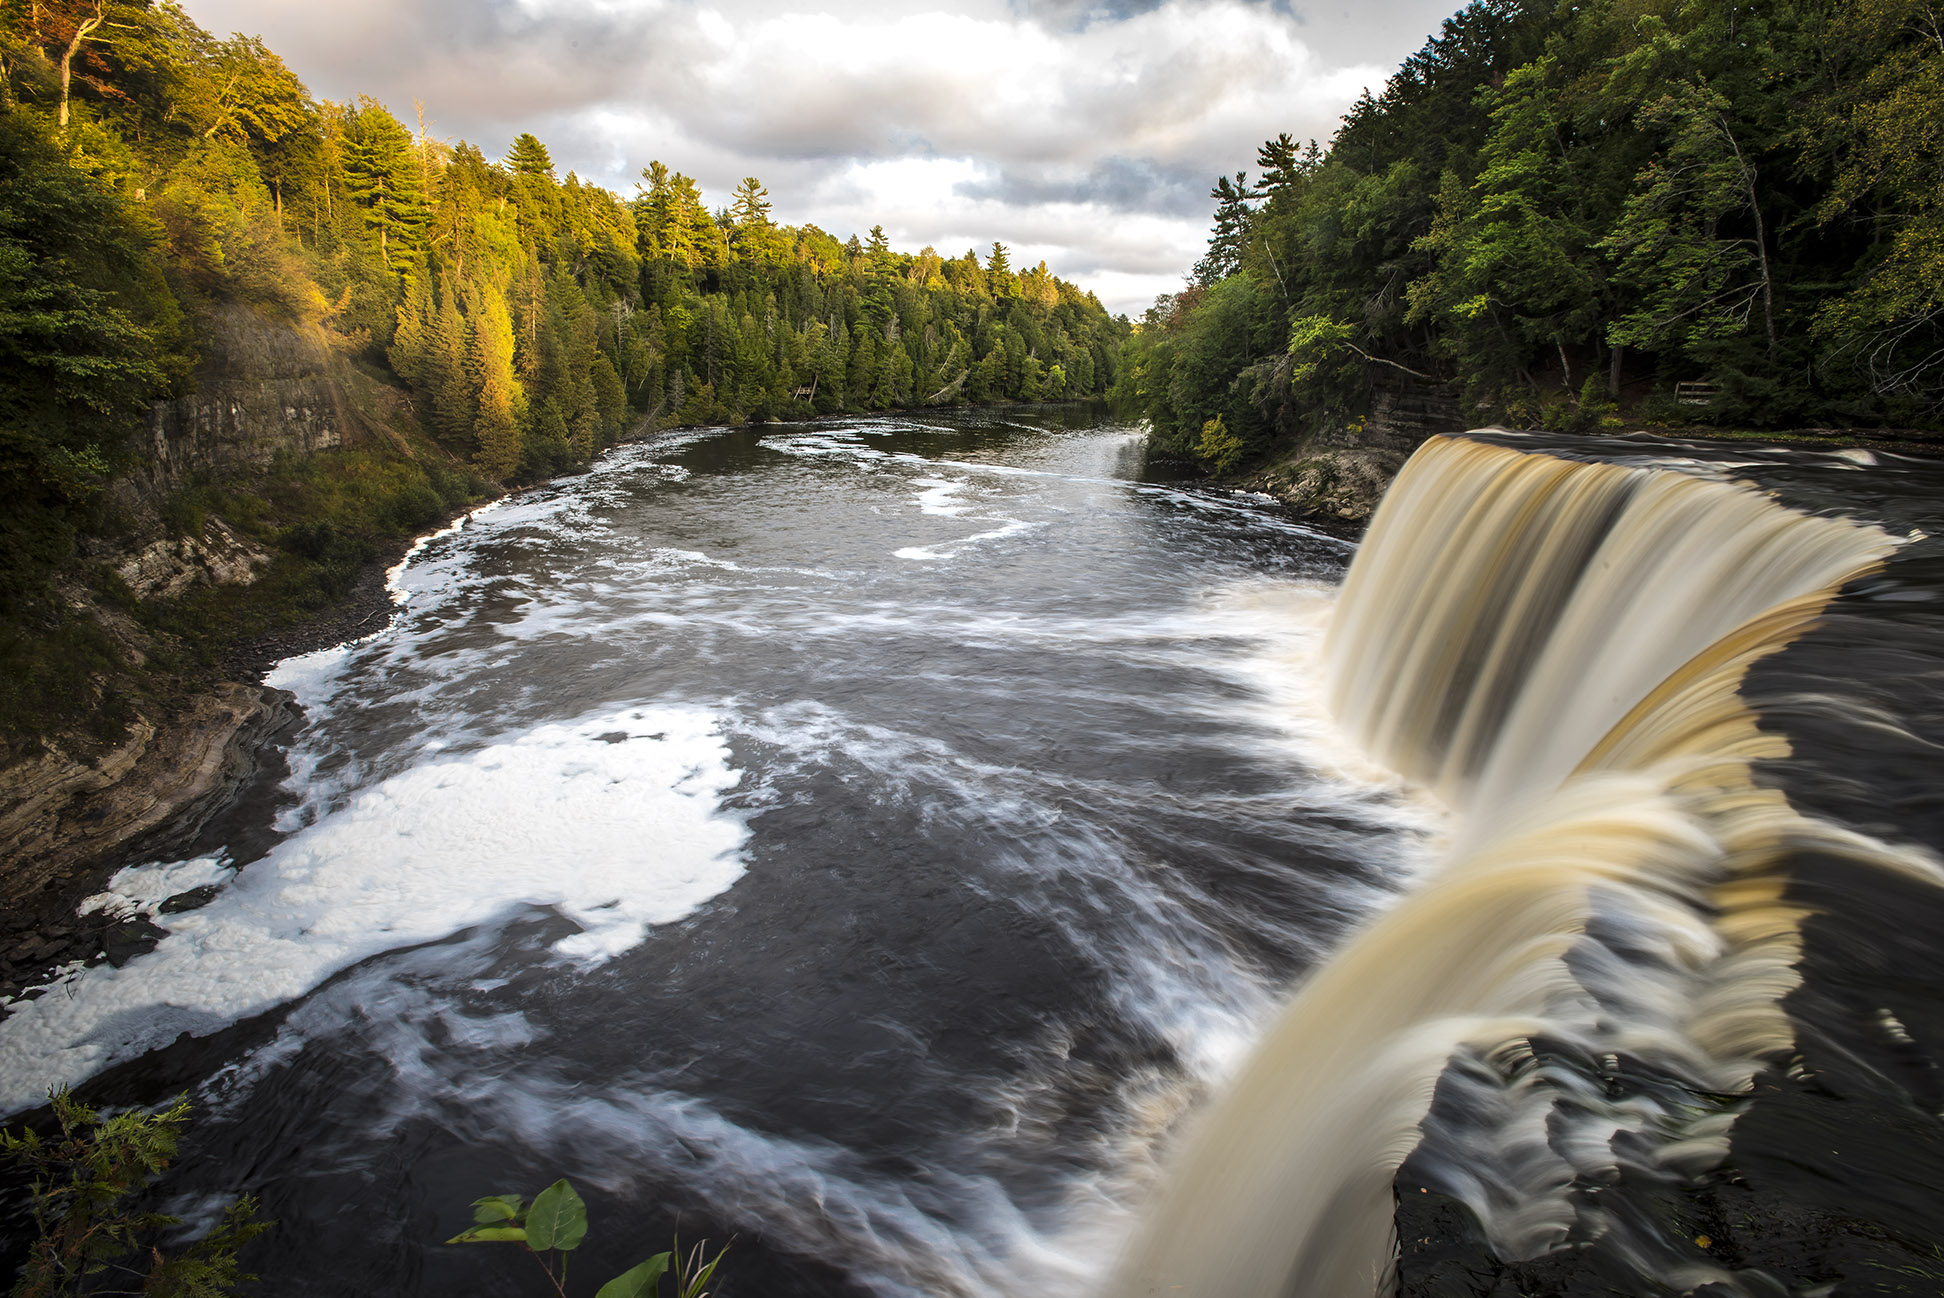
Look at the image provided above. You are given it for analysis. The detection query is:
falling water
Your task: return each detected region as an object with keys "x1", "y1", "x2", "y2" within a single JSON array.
[{"x1": 1106, "y1": 435, "x2": 1935, "y2": 1298}]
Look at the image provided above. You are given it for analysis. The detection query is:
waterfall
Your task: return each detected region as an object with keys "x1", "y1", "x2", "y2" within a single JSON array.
[{"x1": 1104, "y1": 435, "x2": 1920, "y2": 1298}]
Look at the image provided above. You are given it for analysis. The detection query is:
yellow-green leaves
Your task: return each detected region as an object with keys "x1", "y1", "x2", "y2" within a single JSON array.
[
  {"x1": 444, "y1": 1177, "x2": 724, "y2": 1297},
  {"x1": 445, "y1": 1193, "x2": 531, "y2": 1244}
]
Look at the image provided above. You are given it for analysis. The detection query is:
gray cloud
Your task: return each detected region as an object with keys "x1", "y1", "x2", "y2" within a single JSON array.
[
  {"x1": 1283, "y1": 0, "x2": 1463, "y2": 64},
  {"x1": 181, "y1": 0, "x2": 1456, "y2": 315},
  {"x1": 1006, "y1": 0, "x2": 1171, "y2": 29},
  {"x1": 955, "y1": 156, "x2": 1212, "y2": 218}
]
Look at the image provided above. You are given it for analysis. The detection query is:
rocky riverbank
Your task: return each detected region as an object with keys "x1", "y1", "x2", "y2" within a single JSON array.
[
  {"x1": 0, "y1": 547, "x2": 406, "y2": 1005},
  {"x1": 1233, "y1": 413, "x2": 1944, "y2": 537}
]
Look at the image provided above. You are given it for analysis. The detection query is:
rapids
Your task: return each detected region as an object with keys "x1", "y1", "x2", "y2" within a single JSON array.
[
  {"x1": 0, "y1": 411, "x2": 1433, "y2": 1297},
  {"x1": 9, "y1": 413, "x2": 1944, "y2": 1298}
]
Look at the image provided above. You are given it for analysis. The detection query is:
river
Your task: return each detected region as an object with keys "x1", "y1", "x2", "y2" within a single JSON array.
[
  {"x1": 13, "y1": 410, "x2": 1944, "y2": 1298},
  {"x1": 0, "y1": 409, "x2": 1437, "y2": 1296}
]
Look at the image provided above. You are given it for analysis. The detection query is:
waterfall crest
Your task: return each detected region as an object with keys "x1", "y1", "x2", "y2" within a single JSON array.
[{"x1": 1105, "y1": 436, "x2": 1917, "y2": 1298}]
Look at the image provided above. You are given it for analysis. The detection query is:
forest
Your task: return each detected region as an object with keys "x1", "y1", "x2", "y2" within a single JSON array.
[
  {"x1": 0, "y1": 0, "x2": 1124, "y2": 744},
  {"x1": 1118, "y1": 0, "x2": 1942, "y2": 468}
]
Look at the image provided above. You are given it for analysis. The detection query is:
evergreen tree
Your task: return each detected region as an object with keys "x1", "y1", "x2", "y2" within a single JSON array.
[
  {"x1": 1195, "y1": 172, "x2": 1254, "y2": 286},
  {"x1": 429, "y1": 284, "x2": 473, "y2": 444},
  {"x1": 340, "y1": 97, "x2": 427, "y2": 274},
  {"x1": 504, "y1": 132, "x2": 553, "y2": 178}
]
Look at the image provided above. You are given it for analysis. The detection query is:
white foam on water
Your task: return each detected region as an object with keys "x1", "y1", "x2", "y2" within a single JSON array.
[
  {"x1": 79, "y1": 856, "x2": 237, "y2": 919},
  {"x1": 496, "y1": 1081, "x2": 1109, "y2": 1298},
  {"x1": 896, "y1": 519, "x2": 1042, "y2": 561},
  {"x1": 912, "y1": 476, "x2": 975, "y2": 516},
  {"x1": 762, "y1": 431, "x2": 892, "y2": 460},
  {"x1": 386, "y1": 501, "x2": 508, "y2": 605},
  {"x1": 1132, "y1": 484, "x2": 1355, "y2": 547},
  {"x1": 914, "y1": 455, "x2": 1051, "y2": 479},
  {"x1": 0, "y1": 704, "x2": 748, "y2": 1116}
]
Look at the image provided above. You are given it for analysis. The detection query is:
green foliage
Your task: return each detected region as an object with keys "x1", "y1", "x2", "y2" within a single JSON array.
[
  {"x1": 0, "y1": 1090, "x2": 270, "y2": 1298},
  {"x1": 1196, "y1": 414, "x2": 1247, "y2": 472},
  {"x1": 0, "y1": 102, "x2": 185, "y2": 611},
  {"x1": 447, "y1": 1178, "x2": 726, "y2": 1298},
  {"x1": 339, "y1": 98, "x2": 427, "y2": 277},
  {"x1": 1810, "y1": 0, "x2": 1944, "y2": 410},
  {"x1": 1194, "y1": 172, "x2": 1253, "y2": 286},
  {"x1": 505, "y1": 133, "x2": 554, "y2": 179},
  {"x1": 1124, "y1": 0, "x2": 1944, "y2": 463},
  {"x1": 187, "y1": 35, "x2": 313, "y2": 155},
  {"x1": 0, "y1": 594, "x2": 138, "y2": 753}
]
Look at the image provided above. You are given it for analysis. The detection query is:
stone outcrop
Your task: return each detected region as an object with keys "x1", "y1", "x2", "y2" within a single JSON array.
[
  {"x1": 1, "y1": 303, "x2": 363, "y2": 926},
  {"x1": 0, "y1": 684, "x2": 294, "y2": 908},
  {"x1": 113, "y1": 516, "x2": 274, "y2": 601},
  {"x1": 136, "y1": 303, "x2": 354, "y2": 494},
  {"x1": 1246, "y1": 380, "x2": 1463, "y2": 530}
]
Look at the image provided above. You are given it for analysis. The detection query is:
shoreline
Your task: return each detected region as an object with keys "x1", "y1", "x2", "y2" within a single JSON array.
[
  {"x1": 0, "y1": 405, "x2": 1066, "y2": 1000},
  {"x1": 0, "y1": 542, "x2": 413, "y2": 1009},
  {"x1": 0, "y1": 466, "x2": 479, "y2": 1005},
  {"x1": 10, "y1": 412, "x2": 1931, "y2": 1005}
]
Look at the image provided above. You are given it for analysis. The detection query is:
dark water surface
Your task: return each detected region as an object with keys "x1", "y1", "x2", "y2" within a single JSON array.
[{"x1": 0, "y1": 410, "x2": 1434, "y2": 1296}]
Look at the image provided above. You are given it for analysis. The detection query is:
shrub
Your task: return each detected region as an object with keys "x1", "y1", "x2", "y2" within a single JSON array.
[{"x1": 0, "y1": 1091, "x2": 270, "y2": 1298}]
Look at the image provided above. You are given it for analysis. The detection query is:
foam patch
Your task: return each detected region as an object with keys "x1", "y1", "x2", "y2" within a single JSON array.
[{"x1": 0, "y1": 705, "x2": 747, "y2": 1115}]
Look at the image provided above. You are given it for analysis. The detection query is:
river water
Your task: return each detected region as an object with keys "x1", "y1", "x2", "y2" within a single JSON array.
[{"x1": 0, "y1": 410, "x2": 1439, "y2": 1296}]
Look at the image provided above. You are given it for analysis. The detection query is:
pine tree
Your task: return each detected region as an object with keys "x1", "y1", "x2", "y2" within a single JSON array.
[
  {"x1": 429, "y1": 285, "x2": 474, "y2": 444},
  {"x1": 1194, "y1": 172, "x2": 1253, "y2": 286},
  {"x1": 475, "y1": 372, "x2": 521, "y2": 478},
  {"x1": 340, "y1": 97, "x2": 427, "y2": 274},
  {"x1": 389, "y1": 273, "x2": 435, "y2": 389},
  {"x1": 504, "y1": 132, "x2": 553, "y2": 178},
  {"x1": 730, "y1": 175, "x2": 771, "y2": 227}
]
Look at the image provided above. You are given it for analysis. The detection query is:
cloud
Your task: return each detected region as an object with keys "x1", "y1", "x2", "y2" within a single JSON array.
[
  {"x1": 954, "y1": 156, "x2": 1211, "y2": 218},
  {"x1": 177, "y1": 0, "x2": 1452, "y2": 315}
]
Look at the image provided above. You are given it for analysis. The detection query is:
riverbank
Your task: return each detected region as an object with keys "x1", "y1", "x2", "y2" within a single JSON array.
[
  {"x1": 1231, "y1": 423, "x2": 1944, "y2": 536},
  {"x1": 0, "y1": 404, "x2": 1086, "y2": 1002},
  {"x1": 0, "y1": 532, "x2": 410, "y2": 1005}
]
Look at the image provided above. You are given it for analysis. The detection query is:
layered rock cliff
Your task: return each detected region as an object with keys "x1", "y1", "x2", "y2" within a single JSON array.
[{"x1": 0, "y1": 303, "x2": 373, "y2": 935}]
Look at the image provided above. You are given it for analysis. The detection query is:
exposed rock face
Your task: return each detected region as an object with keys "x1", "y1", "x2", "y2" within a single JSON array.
[
  {"x1": 0, "y1": 303, "x2": 357, "y2": 924},
  {"x1": 0, "y1": 685, "x2": 295, "y2": 907},
  {"x1": 1247, "y1": 380, "x2": 1463, "y2": 530},
  {"x1": 137, "y1": 302, "x2": 354, "y2": 494},
  {"x1": 1246, "y1": 446, "x2": 1417, "y2": 528},
  {"x1": 114, "y1": 516, "x2": 274, "y2": 601}
]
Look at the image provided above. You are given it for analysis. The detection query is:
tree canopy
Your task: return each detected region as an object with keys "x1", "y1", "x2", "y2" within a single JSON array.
[
  {"x1": 0, "y1": 0, "x2": 1124, "y2": 521},
  {"x1": 1119, "y1": 0, "x2": 1944, "y2": 470}
]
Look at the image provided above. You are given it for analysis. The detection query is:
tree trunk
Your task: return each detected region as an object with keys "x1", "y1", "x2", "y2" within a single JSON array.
[
  {"x1": 58, "y1": 5, "x2": 105, "y2": 132},
  {"x1": 1609, "y1": 342, "x2": 1624, "y2": 399},
  {"x1": 1718, "y1": 113, "x2": 1778, "y2": 364}
]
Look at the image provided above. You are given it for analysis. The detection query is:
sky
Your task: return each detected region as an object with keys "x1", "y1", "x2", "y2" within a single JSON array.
[{"x1": 178, "y1": 0, "x2": 1464, "y2": 317}]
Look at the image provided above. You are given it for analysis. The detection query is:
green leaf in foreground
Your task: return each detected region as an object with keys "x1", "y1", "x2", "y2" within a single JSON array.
[
  {"x1": 472, "y1": 1194, "x2": 525, "y2": 1224},
  {"x1": 525, "y1": 1178, "x2": 588, "y2": 1252},
  {"x1": 594, "y1": 1252, "x2": 672, "y2": 1298},
  {"x1": 446, "y1": 1224, "x2": 528, "y2": 1244}
]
